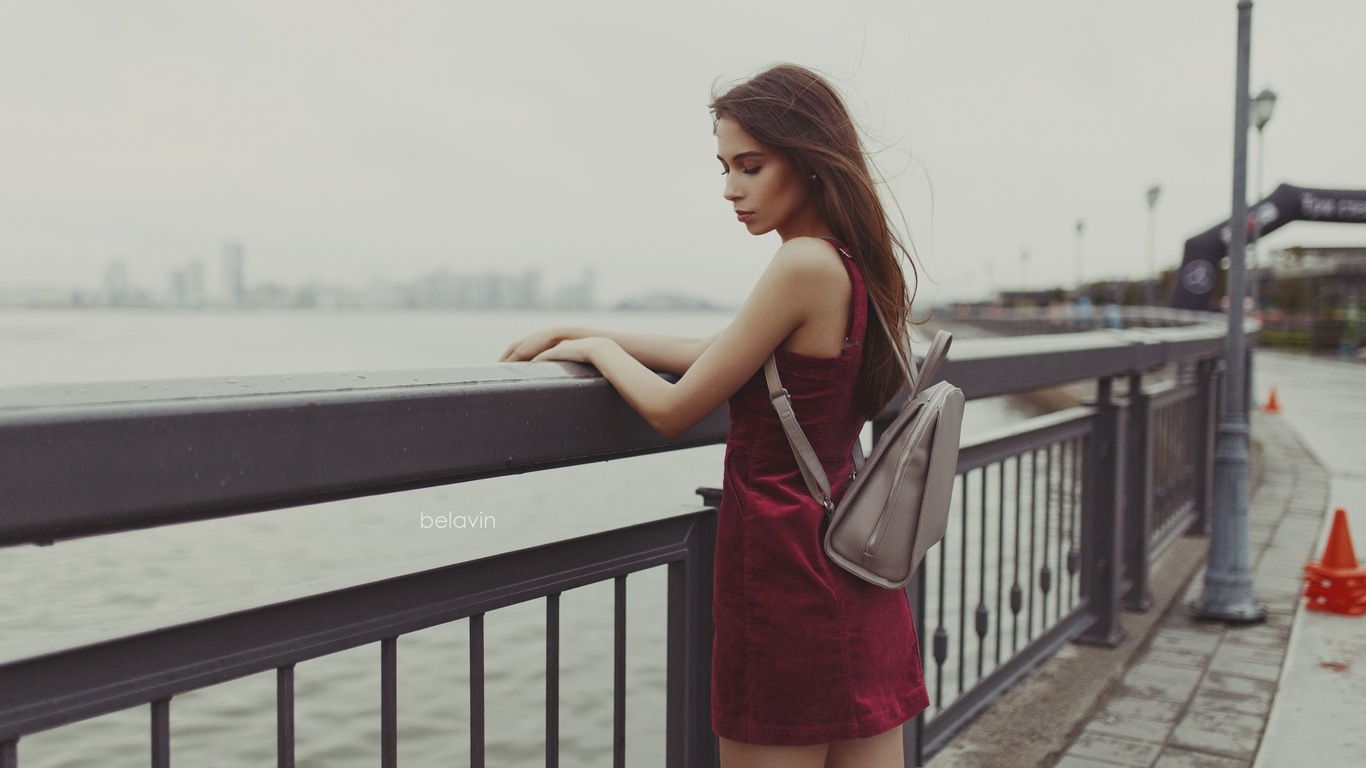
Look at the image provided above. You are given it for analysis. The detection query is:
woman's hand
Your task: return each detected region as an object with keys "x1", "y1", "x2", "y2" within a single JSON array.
[
  {"x1": 500, "y1": 328, "x2": 566, "y2": 362},
  {"x1": 531, "y1": 337, "x2": 610, "y2": 364}
]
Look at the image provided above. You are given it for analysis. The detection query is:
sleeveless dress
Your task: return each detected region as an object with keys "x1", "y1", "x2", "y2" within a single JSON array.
[{"x1": 711, "y1": 240, "x2": 931, "y2": 746}]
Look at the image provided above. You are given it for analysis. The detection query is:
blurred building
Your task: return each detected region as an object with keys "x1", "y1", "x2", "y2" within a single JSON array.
[
  {"x1": 221, "y1": 241, "x2": 245, "y2": 307},
  {"x1": 554, "y1": 267, "x2": 596, "y2": 310}
]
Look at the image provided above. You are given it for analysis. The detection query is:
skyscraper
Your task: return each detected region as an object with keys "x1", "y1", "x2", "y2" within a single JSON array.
[{"x1": 221, "y1": 241, "x2": 245, "y2": 308}]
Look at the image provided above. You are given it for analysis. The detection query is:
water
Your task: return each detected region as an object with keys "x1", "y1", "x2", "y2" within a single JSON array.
[{"x1": 0, "y1": 309, "x2": 1040, "y2": 767}]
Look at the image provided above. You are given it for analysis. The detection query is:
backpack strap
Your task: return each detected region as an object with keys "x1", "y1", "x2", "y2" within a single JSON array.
[
  {"x1": 911, "y1": 330, "x2": 953, "y2": 397},
  {"x1": 764, "y1": 356, "x2": 835, "y2": 513},
  {"x1": 764, "y1": 327, "x2": 954, "y2": 515}
]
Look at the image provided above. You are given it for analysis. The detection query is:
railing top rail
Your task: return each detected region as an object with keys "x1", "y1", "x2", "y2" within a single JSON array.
[{"x1": 0, "y1": 317, "x2": 1239, "y2": 548}]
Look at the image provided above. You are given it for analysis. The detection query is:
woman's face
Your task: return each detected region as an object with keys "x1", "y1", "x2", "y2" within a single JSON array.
[{"x1": 715, "y1": 116, "x2": 826, "y2": 241}]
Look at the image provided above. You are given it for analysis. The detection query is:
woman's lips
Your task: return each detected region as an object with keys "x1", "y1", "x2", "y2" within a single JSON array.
[{"x1": 736, "y1": 211, "x2": 754, "y2": 223}]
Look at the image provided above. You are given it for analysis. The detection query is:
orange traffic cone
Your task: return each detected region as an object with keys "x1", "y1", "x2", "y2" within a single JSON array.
[
  {"x1": 1304, "y1": 509, "x2": 1366, "y2": 616},
  {"x1": 1263, "y1": 387, "x2": 1281, "y2": 414}
]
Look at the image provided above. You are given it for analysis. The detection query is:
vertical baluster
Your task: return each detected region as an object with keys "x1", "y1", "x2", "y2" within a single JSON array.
[
  {"x1": 1185, "y1": 395, "x2": 1197, "y2": 521},
  {"x1": 1066, "y1": 438, "x2": 1079, "y2": 609},
  {"x1": 2, "y1": 738, "x2": 17, "y2": 768},
  {"x1": 470, "y1": 614, "x2": 486, "y2": 768},
  {"x1": 1028, "y1": 449, "x2": 1038, "y2": 641},
  {"x1": 1011, "y1": 453, "x2": 1023, "y2": 653},
  {"x1": 1040, "y1": 444, "x2": 1054, "y2": 627},
  {"x1": 1058, "y1": 439, "x2": 1069, "y2": 619},
  {"x1": 958, "y1": 469, "x2": 970, "y2": 695},
  {"x1": 934, "y1": 480, "x2": 950, "y2": 710},
  {"x1": 277, "y1": 664, "x2": 295, "y2": 768},
  {"x1": 546, "y1": 593, "x2": 560, "y2": 768},
  {"x1": 613, "y1": 576, "x2": 627, "y2": 768},
  {"x1": 1166, "y1": 400, "x2": 1175, "y2": 519},
  {"x1": 151, "y1": 698, "x2": 170, "y2": 768},
  {"x1": 995, "y1": 460, "x2": 1006, "y2": 666},
  {"x1": 976, "y1": 466, "x2": 989, "y2": 681},
  {"x1": 381, "y1": 637, "x2": 397, "y2": 768}
]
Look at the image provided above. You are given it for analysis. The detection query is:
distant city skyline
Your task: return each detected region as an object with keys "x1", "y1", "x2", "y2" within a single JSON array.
[{"x1": 1, "y1": 241, "x2": 610, "y2": 311}]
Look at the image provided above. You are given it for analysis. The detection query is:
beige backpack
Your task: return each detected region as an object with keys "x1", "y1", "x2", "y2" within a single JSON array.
[{"x1": 765, "y1": 328, "x2": 964, "y2": 589}]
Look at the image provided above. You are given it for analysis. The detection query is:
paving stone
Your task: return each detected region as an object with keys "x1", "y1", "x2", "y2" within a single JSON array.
[
  {"x1": 1168, "y1": 708, "x2": 1265, "y2": 759},
  {"x1": 1085, "y1": 714, "x2": 1176, "y2": 744},
  {"x1": 1258, "y1": 609, "x2": 1296, "y2": 629},
  {"x1": 1217, "y1": 625, "x2": 1289, "y2": 650},
  {"x1": 1200, "y1": 670, "x2": 1277, "y2": 699},
  {"x1": 1150, "y1": 629, "x2": 1222, "y2": 654},
  {"x1": 1209, "y1": 640, "x2": 1285, "y2": 667},
  {"x1": 1103, "y1": 696, "x2": 1185, "y2": 723},
  {"x1": 1249, "y1": 575, "x2": 1302, "y2": 595},
  {"x1": 1143, "y1": 647, "x2": 1207, "y2": 669},
  {"x1": 1151, "y1": 746, "x2": 1249, "y2": 768},
  {"x1": 1068, "y1": 732, "x2": 1163, "y2": 767},
  {"x1": 1206, "y1": 653, "x2": 1280, "y2": 682},
  {"x1": 1189, "y1": 686, "x2": 1273, "y2": 718},
  {"x1": 1056, "y1": 755, "x2": 1130, "y2": 768},
  {"x1": 1121, "y1": 662, "x2": 1203, "y2": 703}
]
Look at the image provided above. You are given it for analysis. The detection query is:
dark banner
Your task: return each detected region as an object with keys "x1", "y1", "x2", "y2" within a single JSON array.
[{"x1": 1169, "y1": 184, "x2": 1366, "y2": 310}]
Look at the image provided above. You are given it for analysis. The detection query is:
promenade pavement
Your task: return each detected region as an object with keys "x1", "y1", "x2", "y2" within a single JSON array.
[
  {"x1": 930, "y1": 349, "x2": 1363, "y2": 767},
  {"x1": 1050, "y1": 350, "x2": 1364, "y2": 768}
]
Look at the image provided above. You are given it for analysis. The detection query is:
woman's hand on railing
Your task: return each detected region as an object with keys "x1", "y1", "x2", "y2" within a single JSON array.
[{"x1": 501, "y1": 328, "x2": 568, "y2": 362}]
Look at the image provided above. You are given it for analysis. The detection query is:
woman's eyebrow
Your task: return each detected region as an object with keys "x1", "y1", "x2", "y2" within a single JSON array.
[{"x1": 716, "y1": 150, "x2": 766, "y2": 164}]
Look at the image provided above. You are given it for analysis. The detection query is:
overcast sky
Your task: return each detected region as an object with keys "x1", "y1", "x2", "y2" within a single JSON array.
[{"x1": 2, "y1": 0, "x2": 1363, "y2": 306}]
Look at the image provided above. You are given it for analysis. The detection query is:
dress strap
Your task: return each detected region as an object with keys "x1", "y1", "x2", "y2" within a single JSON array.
[{"x1": 819, "y1": 236, "x2": 868, "y2": 346}]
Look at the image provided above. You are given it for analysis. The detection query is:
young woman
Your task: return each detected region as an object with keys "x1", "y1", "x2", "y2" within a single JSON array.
[{"x1": 501, "y1": 64, "x2": 929, "y2": 768}]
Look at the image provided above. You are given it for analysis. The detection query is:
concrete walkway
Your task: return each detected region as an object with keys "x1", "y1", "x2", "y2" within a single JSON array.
[
  {"x1": 929, "y1": 350, "x2": 1364, "y2": 767},
  {"x1": 1050, "y1": 350, "x2": 1365, "y2": 768}
]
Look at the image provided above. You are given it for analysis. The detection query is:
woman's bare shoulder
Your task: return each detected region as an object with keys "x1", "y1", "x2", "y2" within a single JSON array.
[{"x1": 769, "y1": 236, "x2": 848, "y2": 285}]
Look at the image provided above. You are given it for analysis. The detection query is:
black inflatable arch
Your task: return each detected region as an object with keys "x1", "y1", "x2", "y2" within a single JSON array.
[{"x1": 1169, "y1": 183, "x2": 1366, "y2": 310}]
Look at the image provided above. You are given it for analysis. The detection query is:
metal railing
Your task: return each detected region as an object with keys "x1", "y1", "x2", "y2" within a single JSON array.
[{"x1": 0, "y1": 309, "x2": 1250, "y2": 767}]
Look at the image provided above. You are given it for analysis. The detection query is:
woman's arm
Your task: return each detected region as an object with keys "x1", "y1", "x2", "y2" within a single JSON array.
[
  {"x1": 502, "y1": 326, "x2": 722, "y2": 375},
  {"x1": 531, "y1": 238, "x2": 846, "y2": 439}
]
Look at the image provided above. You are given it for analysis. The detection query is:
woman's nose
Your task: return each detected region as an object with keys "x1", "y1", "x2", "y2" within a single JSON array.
[{"x1": 723, "y1": 176, "x2": 740, "y2": 201}]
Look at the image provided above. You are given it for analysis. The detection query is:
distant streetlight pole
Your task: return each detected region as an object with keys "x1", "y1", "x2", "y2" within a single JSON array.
[
  {"x1": 1146, "y1": 185, "x2": 1162, "y2": 305},
  {"x1": 1192, "y1": 0, "x2": 1266, "y2": 624},
  {"x1": 1075, "y1": 219, "x2": 1085, "y2": 297},
  {"x1": 1250, "y1": 87, "x2": 1277, "y2": 312}
]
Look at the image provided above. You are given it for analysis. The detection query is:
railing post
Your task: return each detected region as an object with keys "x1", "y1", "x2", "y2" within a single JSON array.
[
  {"x1": 1123, "y1": 374, "x2": 1153, "y2": 611},
  {"x1": 667, "y1": 510, "x2": 717, "y2": 768},
  {"x1": 1078, "y1": 377, "x2": 1127, "y2": 646}
]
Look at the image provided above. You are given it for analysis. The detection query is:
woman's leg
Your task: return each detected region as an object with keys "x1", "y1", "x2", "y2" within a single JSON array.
[
  {"x1": 718, "y1": 736, "x2": 828, "y2": 768},
  {"x1": 824, "y1": 723, "x2": 904, "y2": 768}
]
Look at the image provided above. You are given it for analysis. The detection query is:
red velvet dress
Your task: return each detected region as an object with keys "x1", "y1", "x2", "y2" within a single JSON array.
[{"x1": 711, "y1": 243, "x2": 930, "y2": 746}]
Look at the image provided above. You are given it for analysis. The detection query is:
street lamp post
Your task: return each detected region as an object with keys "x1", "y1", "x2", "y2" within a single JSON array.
[
  {"x1": 1146, "y1": 185, "x2": 1162, "y2": 305},
  {"x1": 1250, "y1": 88, "x2": 1277, "y2": 312},
  {"x1": 1192, "y1": 0, "x2": 1266, "y2": 624}
]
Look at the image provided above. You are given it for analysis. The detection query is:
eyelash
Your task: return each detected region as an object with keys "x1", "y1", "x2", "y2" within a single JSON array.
[{"x1": 720, "y1": 167, "x2": 761, "y2": 176}]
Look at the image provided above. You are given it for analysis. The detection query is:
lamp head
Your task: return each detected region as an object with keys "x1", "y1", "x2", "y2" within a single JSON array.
[{"x1": 1251, "y1": 88, "x2": 1277, "y2": 131}]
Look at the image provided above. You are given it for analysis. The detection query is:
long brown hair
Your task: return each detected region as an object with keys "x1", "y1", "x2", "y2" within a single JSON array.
[{"x1": 711, "y1": 63, "x2": 918, "y2": 419}]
